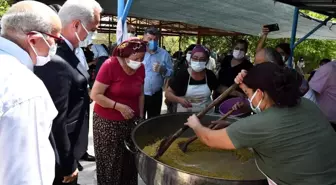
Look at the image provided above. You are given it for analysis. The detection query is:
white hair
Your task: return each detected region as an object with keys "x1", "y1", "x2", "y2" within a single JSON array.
[
  {"x1": 1, "y1": 1, "x2": 58, "y2": 36},
  {"x1": 58, "y1": 0, "x2": 102, "y2": 27}
]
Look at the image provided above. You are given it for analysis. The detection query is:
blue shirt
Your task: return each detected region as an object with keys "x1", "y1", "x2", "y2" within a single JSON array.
[{"x1": 143, "y1": 47, "x2": 173, "y2": 96}]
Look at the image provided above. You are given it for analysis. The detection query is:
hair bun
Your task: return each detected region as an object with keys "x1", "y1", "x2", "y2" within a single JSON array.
[
  {"x1": 272, "y1": 68, "x2": 301, "y2": 107},
  {"x1": 243, "y1": 63, "x2": 301, "y2": 107}
]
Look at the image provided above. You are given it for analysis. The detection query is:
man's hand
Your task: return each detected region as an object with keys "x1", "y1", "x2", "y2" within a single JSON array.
[
  {"x1": 63, "y1": 168, "x2": 79, "y2": 183},
  {"x1": 152, "y1": 62, "x2": 161, "y2": 72},
  {"x1": 262, "y1": 26, "x2": 270, "y2": 36},
  {"x1": 153, "y1": 62, "x2": 167, "y2": 75}
]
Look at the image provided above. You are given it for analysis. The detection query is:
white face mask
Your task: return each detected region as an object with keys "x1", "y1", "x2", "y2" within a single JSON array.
[
  {"x1": 127, "y1": 60, "x2": 142, "y2": 70},
  {"x1": 248, "y1": 90, "x2": 263, "y2": 113},
  {"x1": 30, "y1": 34, "x2": 57, "y2": 66},
  {"x1": 186, "y1": 53, "x2": 191, "y2": 62},
  {"x1": 75, "y1": 22, "x2": 96, "y2": 48},
  {"x1": 190, "y1": 60, "x2": 206, "y2": 72},
  {"x1": 233, "y1": 49, "x2": 245, "y2": 59}
]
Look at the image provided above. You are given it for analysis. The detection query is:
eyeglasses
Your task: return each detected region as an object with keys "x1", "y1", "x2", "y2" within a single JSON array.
[
  {"x1": 28, "y1": 31, "x2": 64, "y2": 44},
  {"x1": 234, "y1": 47, "x2": 245, "y2": 51},
  {"x1": 191, "y1": 56, "x2": 207, "y2": 61}
]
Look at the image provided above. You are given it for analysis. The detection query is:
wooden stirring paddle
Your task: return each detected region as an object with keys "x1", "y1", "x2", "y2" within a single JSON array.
[
  {"x1": 154, "y1": 83, "x2": 238, "y2": 159},
  {"x1": 178, "y1": 108, "x2": 235, "y2": 153}
]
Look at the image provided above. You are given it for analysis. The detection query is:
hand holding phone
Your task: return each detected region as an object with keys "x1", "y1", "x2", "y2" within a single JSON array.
[{"x1": 263, "y1": 24, "x2": 280, "y2": 32}]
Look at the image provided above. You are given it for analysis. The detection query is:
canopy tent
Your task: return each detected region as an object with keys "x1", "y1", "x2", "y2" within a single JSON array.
[
  {"x1": 33, "y1": 0, "x2": 336, "y2": 40},
  {"x1": 277, "y1": 0, "x2": 336, "y2": 17}
]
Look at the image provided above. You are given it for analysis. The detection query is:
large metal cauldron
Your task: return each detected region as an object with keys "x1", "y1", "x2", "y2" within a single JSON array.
[{"x1": 128, "y1": 113, "x2": 268, "y2": 185}]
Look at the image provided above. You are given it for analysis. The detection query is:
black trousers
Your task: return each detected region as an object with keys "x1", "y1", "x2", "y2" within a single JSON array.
[
  {"x1": 144, "y1": 89, "x2": 162, "y2": 119},
  {"x1": 331, "y1": 122, "x2": 336, "y2": 132},
  {"x1": 53, "y1": 165, "x2": 78, "y2": 185}
]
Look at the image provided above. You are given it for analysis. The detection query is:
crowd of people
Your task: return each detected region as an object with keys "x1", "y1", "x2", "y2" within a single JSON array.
[{"x1": 0, "y1": 0, "x2": 336, "y2": 185}]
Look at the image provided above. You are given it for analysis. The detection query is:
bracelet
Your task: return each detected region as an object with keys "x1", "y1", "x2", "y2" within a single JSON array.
[{"x1": 113, "y1": 102, "x2": 117, "y2": 109}]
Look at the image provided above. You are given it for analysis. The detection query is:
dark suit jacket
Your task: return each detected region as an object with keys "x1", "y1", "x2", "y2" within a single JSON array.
[{"x1": 35, "y1": 42, "x2": 90, "y2": 176}]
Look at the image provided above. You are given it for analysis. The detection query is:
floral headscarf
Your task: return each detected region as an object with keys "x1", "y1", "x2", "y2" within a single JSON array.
[{"x1": 112, "y1": 37, "x2": 147, "y2": 58}]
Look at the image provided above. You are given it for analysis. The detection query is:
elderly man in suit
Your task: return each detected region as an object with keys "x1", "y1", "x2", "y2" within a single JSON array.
[{"x1": 34, "y1": 0, "x2": 102, "y2": 184}]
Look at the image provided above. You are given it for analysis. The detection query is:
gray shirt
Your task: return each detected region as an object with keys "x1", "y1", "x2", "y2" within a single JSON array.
[{"x1": 227, "y1": 98, "x2": 336, "y2": 185}]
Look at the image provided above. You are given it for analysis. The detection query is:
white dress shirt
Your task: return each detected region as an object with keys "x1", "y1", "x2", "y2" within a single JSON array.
[
  {"x1": 76, "y1": 48, "x2": 89, "y2": 71},
  {"x1": 62, "y1": 36, "x2": 89, "y2": 71},
  {"x1": 0, "y1": 37, "x2": 57, "y2": 185},
  {"x1": 91, "y1": 44, "x2": 108, "y2": 59}
]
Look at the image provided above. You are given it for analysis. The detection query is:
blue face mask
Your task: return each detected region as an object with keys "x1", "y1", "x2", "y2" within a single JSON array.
[
  {"x1": 148, "y1": 40, "x2": 158, "y2": 51},
  {"x1": 249, "y1": 91, "x2": 263, "y2": 113}
]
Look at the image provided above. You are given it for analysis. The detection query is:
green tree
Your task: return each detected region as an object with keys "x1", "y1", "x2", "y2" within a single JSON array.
[{"x1": 0, "y1": 0, "x2": 10, "y2": 17}]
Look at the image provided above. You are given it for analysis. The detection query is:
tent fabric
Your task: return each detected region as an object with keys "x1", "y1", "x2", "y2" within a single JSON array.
[
  {"x1": 37, "y1": 0, "x2": 336, "y2": 39},
  {"x1": 99, "y1": 0, "x2": 336, "y2": 40}
]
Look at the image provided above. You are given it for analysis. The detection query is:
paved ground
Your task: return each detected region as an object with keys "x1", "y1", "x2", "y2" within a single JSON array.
[{"x1": 77, "y1": 96, "x2": 168, "y2": 185}]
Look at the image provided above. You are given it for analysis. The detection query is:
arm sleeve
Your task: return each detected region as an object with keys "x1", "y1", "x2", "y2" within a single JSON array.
[
  {"x1": 206, "y1": 70, "x2": 220, "y2": 91},
  {"x1": 0, "y1": 97, "x2": 57, "y2": 185},
  {"x1": 168, "y1": 69, "x2": 189, "y2": 96},
  {"x1": 226, "y1": 115, "x2": 268, "y2": 149},
  {"x1": 96, "y1": 58, "x2": 113, "y2": 85},
  {"x1": 163, "y1": 52, "x2": 174, "y2": 77},
  {"x1": 35, "y1": 61, "x2": 76, "y2": 176},
  {"x1": 309, "y1": 65, "x2": 331, "y2": 94}
]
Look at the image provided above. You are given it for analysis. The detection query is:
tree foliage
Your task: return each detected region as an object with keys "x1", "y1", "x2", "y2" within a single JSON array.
[{"x1": 0, "y1": 0, "x2": 10, "y2": 17}]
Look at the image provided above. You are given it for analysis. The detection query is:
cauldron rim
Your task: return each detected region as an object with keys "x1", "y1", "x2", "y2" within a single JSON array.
[{"x1": 131, "y1": 113, "x2": 266, "y2": 183}]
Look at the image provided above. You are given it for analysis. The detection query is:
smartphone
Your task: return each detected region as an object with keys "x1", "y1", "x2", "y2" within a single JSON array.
[{"x1": 264, "y1": 24, "x2": 280, "y2": 32}]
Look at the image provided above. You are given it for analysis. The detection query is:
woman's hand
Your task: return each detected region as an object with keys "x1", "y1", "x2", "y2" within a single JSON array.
[
  {"x1": 185, "y1": 114, "x2": 202, "y2": 129},
  {"x1": 178, "y1": 97, "x2": 192, "y2": 108},
  {"x1": 234, "y1": 70, "x2": 248, "y2": 84},
  {"x1": 115, "y1": 103, "x2": 134, "y2": 120}
]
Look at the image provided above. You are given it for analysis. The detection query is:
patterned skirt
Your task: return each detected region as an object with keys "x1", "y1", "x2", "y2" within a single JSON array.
[{"x1": 93, "y1": 113, "x2": 139, "y2": 185}]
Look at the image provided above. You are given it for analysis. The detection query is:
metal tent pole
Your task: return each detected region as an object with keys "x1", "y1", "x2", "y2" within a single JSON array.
[
  {"x1": 289, "y1": 7, "x2": 299, "y2": 68},
  {"x1": 117, "y1": 0, "x2": 134, "y2": 44},
  {"x1": 122, "y1": 0, "x2": 134, "y2": 24},
  {"x1": 294, "y1": 16, "x2": 332, "y2": 48},
  {"x1": 117, "y1": 0, "x2": 124, "y2": 20},
  {"x1": 289, "y1": 7, "x2": 332, "y2": 68},
  {"x1": 117, "y1": 0, "x2": 125, "y2": 44}
]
